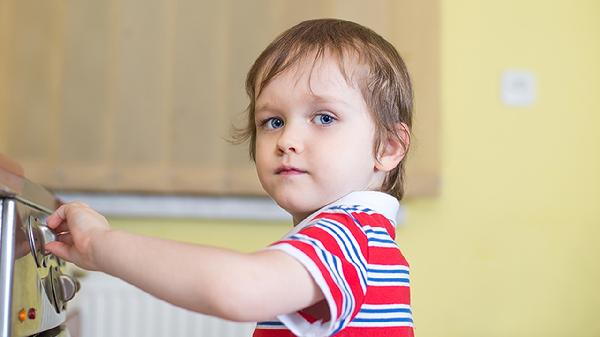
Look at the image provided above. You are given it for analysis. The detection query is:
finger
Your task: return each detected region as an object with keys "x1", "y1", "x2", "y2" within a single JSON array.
[
  {"x1": 45, "y1": 204, "x2": 69, "y2": 229},
  {"x1": 46, "y1": 201, "x2": 89, "y2": 229},
  {"x1": 57, "y1": 232, "x2": 73, "y2": 246},
  {"x1": 50, "y1": 222, "x2": 70, "y2": 234},
  {"x1": 44, "y1": 241, "x2": 73, "y2": 261}
]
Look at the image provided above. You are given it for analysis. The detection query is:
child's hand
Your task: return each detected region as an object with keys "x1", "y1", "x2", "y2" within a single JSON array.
[{"x1": 44, "y1": 202, "x2": 111, "y2": 271}]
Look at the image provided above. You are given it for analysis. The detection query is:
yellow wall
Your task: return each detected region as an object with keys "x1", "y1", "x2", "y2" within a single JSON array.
[{"x1": 112, "y1": 1, "x2": 599, "y2": 336}]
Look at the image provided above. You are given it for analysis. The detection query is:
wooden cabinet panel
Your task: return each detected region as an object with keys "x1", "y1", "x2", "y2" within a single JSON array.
[
  {"x1": 1, "y1": 0, "x2": 440, "y2": 198},
  {"x1": 170, "y1": 0, "x2": 231, "y2": 193},
  {"x1": 3, "y1": 0, "x2": 64, "y2": 182},
  {"x1": 58, "y1": 1, "x2": 112, "y2": 189}
]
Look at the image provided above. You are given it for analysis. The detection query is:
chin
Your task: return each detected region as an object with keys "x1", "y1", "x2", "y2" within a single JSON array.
[{"x1": 273, "y1": 195, "x2": 316, "y2": 218}]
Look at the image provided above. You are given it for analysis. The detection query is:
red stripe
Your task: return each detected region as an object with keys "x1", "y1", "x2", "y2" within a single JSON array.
[
  {"x1": 364, "y1": 285, "x2": 411, "y2": 305},
  {"x1": 252, "y1": 329, "x2": 296, "y2": 337},
  {"x1": 333, "y1": 326, "x2": 414, "y2": 337},
  {"x1": 369, "y1": 246, "x2": 409, "y2": 266}
]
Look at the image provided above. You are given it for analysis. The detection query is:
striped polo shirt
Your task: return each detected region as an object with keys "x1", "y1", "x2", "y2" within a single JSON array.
[{"x1": 254, "y1": 191, "x2": 413, "y2": 337}]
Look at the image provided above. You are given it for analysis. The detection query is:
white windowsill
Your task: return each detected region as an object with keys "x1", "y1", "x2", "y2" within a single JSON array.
[{"x1": 55, "y1": 192, "x2": 405, "y2": 224}]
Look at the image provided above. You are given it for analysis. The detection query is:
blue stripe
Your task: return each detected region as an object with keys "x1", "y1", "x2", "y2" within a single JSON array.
[
  {"x1": 330, "y1": 205, "x2": 359, "y2": 212},
  {"x1": 368, "y1": 237, "x2": 397, "y2": 244},
  {"x1": 360, "y1": 308, "x2": 412, "y2": 314},
  {"x1": 331, "y1": 252, "x2": 352, "y2": 331},
  {"x1": 331, "y1": 257, "x2": 346, "y2": 335},
  {"x1": 329, "y1": 205, "x2": 373, "y2": 213},
  {"x1": 353, "y1": 317, "x2": 414, "y2": 323},
  {"x1": 368, "y1": 269, "x2": 409, "y2": 274},
  {"x1": 368, "y1": 277, "x2": 410, "y2": 283},
  {"x1": 364, "y1": 228, "x2": 388, "y2": 235},
  {"x1": 257, "y1": 321, "x2": 285, "y2": 326}
]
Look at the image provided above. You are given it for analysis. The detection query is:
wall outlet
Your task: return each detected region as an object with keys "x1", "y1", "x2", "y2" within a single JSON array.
[{"x1": 501, "y1": 70, "x2": 536, "y2": 107}]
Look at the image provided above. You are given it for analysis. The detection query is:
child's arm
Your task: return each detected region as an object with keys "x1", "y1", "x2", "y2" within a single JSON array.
[{"x1": 45, "y1": 202, "x2": 323, "y2": 322}]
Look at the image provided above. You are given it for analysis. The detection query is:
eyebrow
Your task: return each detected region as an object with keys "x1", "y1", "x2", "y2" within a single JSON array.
[
  {"x1": 254, "y1": 103, "x2": 282, "y2": 114},
  {"x1": 310, "y1": 93, "x2": 352, "y2": 109},
  {"x1": 254, "y1": 93, "x2": 351, "y2": 114},
  {"x1": 311, "y1": 93, "x2": 342, "y2": 103}
]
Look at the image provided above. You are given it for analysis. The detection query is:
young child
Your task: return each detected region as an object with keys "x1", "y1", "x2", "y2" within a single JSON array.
[{"x1": 46, "y1": 18, "x2": 414, "y2": 337}]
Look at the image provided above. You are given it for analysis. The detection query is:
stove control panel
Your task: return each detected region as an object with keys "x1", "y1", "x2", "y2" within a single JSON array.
[
  {"x1": 8, "y1": 205, "x2": 80, "y2": 336},
  {"x1": 27, "y1": 215, "x2": 80, "y2": 314}
]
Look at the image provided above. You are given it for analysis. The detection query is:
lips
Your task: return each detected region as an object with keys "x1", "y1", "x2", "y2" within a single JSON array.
[{"x1": 275, "y1": 165, "x2": 307, "y2": 175}]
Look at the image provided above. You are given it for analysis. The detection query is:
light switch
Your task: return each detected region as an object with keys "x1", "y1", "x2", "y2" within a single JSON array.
[{"x1": 501, "y1": 70, "x2": 536, "y2": 107}]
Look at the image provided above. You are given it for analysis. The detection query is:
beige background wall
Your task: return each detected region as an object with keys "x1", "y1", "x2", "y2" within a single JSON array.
[
  {"x1": 112, "y1": 1, "x2": 600, "y2": 336},
  {"x1": 0, "y1": 0, "x2": 440, "y2": 196}
]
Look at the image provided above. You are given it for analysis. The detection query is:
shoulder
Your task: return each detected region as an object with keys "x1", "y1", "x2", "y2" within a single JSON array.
[
  {"x1": 311, "y1": 191, "x2": 399, "y2": 231},
  {"x1": 322, "y1": 191, "x2": 398, "y2": 222}
]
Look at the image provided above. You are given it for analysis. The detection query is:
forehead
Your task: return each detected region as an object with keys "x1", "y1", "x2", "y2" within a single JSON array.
[
  {"x1": 255, "y1": 54, "x2": 366, "y2": 110},
  {"x1": 254, "y1": 48, "x2": 368, "y2": 100},
  {"x1": 255, "y1": 52, "x2": 365, "y2": 105}
]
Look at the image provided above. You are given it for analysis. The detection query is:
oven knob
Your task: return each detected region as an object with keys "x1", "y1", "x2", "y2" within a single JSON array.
[
  {"x1": 58, "y1": 274, "x2": 80, "y2": 302},
  {"x1": 27, "y1": 216, "x2": 58, "y2": 267},
  {"x1": 38, "y1": 224, "x2": 57, "y2": 252}
]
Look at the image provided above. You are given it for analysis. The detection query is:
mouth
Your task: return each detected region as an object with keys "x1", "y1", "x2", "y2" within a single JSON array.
[{"x1": 275, "y1": 166, "x2": 307, "y2": 175}]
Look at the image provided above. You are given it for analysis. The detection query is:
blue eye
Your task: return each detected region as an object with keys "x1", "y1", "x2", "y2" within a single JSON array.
[
  {"x1": 314, "y1": 114, "x2": 335, "y2": 126},
  {"x1": 265, "y1": 117, "x2": 284, "y2": 129}
]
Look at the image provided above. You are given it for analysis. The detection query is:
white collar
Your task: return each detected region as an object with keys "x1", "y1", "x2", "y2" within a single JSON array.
[{"x1": 290, "y1": 191, "x2": 399, "y2": 235}]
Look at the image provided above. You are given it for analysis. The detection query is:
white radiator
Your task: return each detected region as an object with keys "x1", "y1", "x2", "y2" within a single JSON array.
[{"x1": 67, "y1": 271, "x2": 256, "y2": 337}]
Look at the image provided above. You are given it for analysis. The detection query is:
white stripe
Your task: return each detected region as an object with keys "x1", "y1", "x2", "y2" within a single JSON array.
[
  {"x1": 352, "y1": 303, "x2": 413, "y2": 327},
  {"x1": 367, "y1": 262, "x2": 410, "y2": 286},
  {"x1": 368, "y1": 264, "x2": 409, "y2": 272},
  {"x1": 364, "y1": 226, "x2": 390, "y2": 234},
  {"x1": 367, "y1": 232, "x2": 393, "y2": 242},
  {"x1": 360, "y1": 303, "x2": 411, "y2": 310},
  {"x1": 355, "y1": 311, "x2": 413, "y2": 320},
  {"x1": 348, "y1": 320, "x2": 414, "y2": 328},
  {"x1": 364, "y1": 225, "x2": 398, "y2": 248},
  {"x1": 368, "y1": 240, "x2": 398, "y2": 248},
  {"x1": 367, "y1": 280, "x2": 410, "y2": 287}
]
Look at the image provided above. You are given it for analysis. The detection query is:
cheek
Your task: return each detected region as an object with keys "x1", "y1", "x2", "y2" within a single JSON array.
[
  {"x1": 254, "y1": 136, "x2": 268, "y2": 158},
  {"x1": 255, "y1": 153, "x2": 269, "y2": 177},
  {"x1": 254, "y1": 142, "x2": 267, "y2": 172}
]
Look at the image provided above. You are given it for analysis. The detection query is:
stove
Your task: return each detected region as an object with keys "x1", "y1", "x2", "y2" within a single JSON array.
[{"x1": 0, "y1": 156, "x2": 80, "y2": 337}]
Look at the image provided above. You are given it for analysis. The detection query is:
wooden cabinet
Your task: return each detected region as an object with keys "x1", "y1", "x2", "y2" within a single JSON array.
[{"x1": 0, "y1": 0, "x2": 439, "y2": 197}]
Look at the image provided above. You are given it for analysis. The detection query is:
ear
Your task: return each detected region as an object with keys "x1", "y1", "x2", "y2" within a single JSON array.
[{"x1": 375, "y1": 123, "x2": 410, "y2": 172}]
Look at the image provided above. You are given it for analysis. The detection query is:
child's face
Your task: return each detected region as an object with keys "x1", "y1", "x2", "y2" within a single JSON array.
[{"x1": 254, "y1": 54, "x2": 385, "y2": 224}]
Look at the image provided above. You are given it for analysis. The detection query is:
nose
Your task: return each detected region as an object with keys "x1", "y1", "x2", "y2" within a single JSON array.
[{"x1": 277, "y1": 123, "x2": 304, "y2": 154}]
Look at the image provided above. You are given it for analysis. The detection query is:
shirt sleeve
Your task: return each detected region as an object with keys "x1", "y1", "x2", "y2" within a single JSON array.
[{"x1": 265, "y1": 211, "x2": 369, "y2": 337}]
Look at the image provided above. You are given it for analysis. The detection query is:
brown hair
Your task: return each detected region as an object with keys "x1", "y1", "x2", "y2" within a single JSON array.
[{"x1": 234, "y1": 18, "x2": 413, "y2": 200}]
